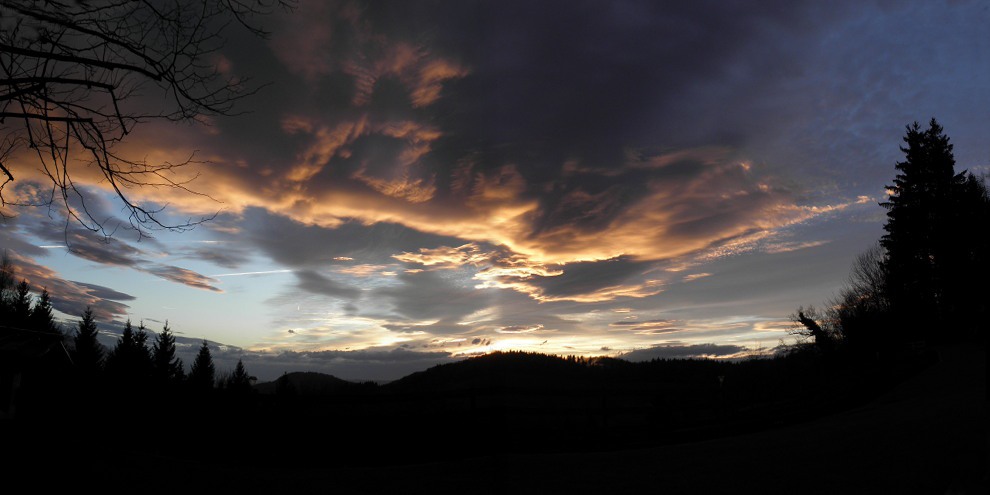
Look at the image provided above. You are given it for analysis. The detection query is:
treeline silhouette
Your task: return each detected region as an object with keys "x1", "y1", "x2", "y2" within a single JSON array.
[
  {"x1": 0, "y1": 272, "x2": 932, "y2": 469},
  {"x1": 0, "y1": 259, "x2": 255, "y2": 425},
  {"x1": 791, "y1": 118, "x2": 988, "y2": 361},
  {"x1": 0, "y1": 119, "x2": 985, "y2": 472}
]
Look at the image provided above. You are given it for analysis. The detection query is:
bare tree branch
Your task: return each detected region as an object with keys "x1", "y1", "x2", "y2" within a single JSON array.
[{"x1": 0, "y1": 0, "x2": 296, "y2": 237}]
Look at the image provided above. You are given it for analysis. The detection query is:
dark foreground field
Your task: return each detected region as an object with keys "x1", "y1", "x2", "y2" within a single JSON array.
[{"x1": 4, "y1": 344, "x2": 985, "y2": 494}]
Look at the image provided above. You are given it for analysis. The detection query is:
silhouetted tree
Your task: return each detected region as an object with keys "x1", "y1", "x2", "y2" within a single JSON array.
[
  {"x1": 827, "y1": 244, "x2": 893, "y2": 358},
  {"x1": 0, "y1": 252, "x2": 15, "y2": 318},
  {"x1": 940, "y1": 172, "x2": 990, "y2": 341},
  {"x1": 135, "y1": 321, "x2": 151, "y2": 357},
  {"x1": 225, "y1": 359, "x2": 253, "y2": 394},
  {"x1": 72, "y1": 307, "x2": 105, "y2": 377},
  {"x1": 105, "y1": 319, "x2": 152, "y2": 384},
  {"x1": 9, "y1": 280, "x2": 32, "y2": 329},
  {"x1": 188, "y1": 340, "x2": 216, "y2": 392},
  {"x1": 880, "y1": 118, "x2": 987, "y2": 343},
  {"x1": 150, "y1": 321, "x2": 184, "y2": 385},
  {"x1": 28, "y1": 289, "x2": 60, "y2": 335},
  {"x1": 789, "y1": 305, "x2": 837, "y2": 354}
]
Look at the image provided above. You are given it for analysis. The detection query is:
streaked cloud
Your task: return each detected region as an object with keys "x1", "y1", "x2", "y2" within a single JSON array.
[{"x1": 621, "y1": 343, "x2": 749, "y2": 361}]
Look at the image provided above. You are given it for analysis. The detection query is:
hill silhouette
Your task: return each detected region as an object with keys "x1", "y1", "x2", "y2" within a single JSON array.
[
  {"x1": 254, "y1": 371, "x2": 363, "y2": 395},
  {"x1": 4, "y1": 343, "x2": 980, "y2": 494}
]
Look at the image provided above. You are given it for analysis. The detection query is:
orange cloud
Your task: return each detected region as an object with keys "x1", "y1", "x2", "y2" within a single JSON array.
[{"x1": 392, "y1": 243, "x2": 495, "y2": 268}]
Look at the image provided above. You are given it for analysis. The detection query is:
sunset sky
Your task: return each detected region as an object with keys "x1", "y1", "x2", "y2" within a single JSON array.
[{"x1": 2, "y1": 0, "x2": 988, "y2": 381}]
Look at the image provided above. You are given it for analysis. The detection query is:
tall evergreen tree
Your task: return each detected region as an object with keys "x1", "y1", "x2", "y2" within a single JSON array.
[
  {"x1": 73, "y1": 307, "x2": 105, "y2": 376},
  {"x1": 151, "y1": 321, "x2": 184, "y2": 384},
  {"x1": 880, "y1": 119, "x2": 985, "y2": 342},
  {"x1": 188, "y1": 340, "x2": 216, "y2": 391},
  {"x1": 10, "y1": 280, "x2": 33, "y2": 329},
  {"x1": 135, "y1": 321, "x2": 151, "y2": 358},
  {"x1": 28, "y1": 289, "x2": 60, "y2": 335},
  {"x1": 105, "y1": 319, "x2": 152, "y2": 385},
  {"x1": 0, "y1": 252, "x2": 14, "y2": 318},
  {"x1": 226, "y1": 359, "x2": 253, "y2": 394},
  {"x1": 941, "y1": 173, "x2": 990, "y2": 341}
]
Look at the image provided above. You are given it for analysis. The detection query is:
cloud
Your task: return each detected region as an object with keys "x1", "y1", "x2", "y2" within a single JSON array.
[
  {"x1": 240, "y1": 346, "x2": 459, "y2": 381},
  {"x1": 610, "y1": 319, "x2": 680, "y2": 335},
  {"x1": 476, "y1": 255, "x2": 663, "y2": 303},
  {"x1": 1, "y1": 250, "x2": 132, "y2": 321},
  {"x1": 496, "y1": 324, "x2": 543, "y2": 334},
  {"x1": 375, "y1": 269, "x2": 491, "y2": 321},
  {"x1": 246, "y1": 209, "x2": 467, "y2": 268},
  {"x1": 182, "y1": 243, "x2": 253, "y2": 269},
  {"x1": 393, "y1": 243, "x2": 494, "y2": 268},
  {"x1": 147, "y1": 266, "x2": 222, "y2": 292},
  {"x1": 47, "y1": 228, "x2": 146, "y2": 268},
  {"x1": 294, "y1": 270, "x2": 363, "y2": 300},
  {"x1": 72, "y1": 282, "x2": 138, "y2": 302},
  {"x1": 286, "y1": 347, "x2": 452, "y2": 364},
  {"x1": 14, "y1": 207, "x2": 228, "y2": 293},
  {"x1": 621, "y1": 343, "x2": 748, "y2": 362},
  {"x1": 75, "y1": 0, "x2": 872, "y2": 275}
]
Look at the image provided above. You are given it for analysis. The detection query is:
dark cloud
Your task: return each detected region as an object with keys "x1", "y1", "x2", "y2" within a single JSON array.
[
  {"x1": 485, "y1": 256, "x2": 660, "y2": 302},
  {"x1": 15, "y1": 210, "x2": 224, "y2": 293},
  {"x1": 71, "y1": 282, "x2": 137, "y2": 302},
  {"x1": 1, "y1": 250, "x2": 131, "y2": 321},
  {"x1": 375, "y1": 269, "x2": 491, "y2": 321},
  {"x1": 288, "y1": 347, "x2": 451, "y2": 363},
  {"x1": 610, "y1": 319, "x2": 680, "y2": 335},
  {"x1": 496, "y1": 324, "x2": 543, "y2": 334},
  {"x1": 408, "y1": 0, "x2": 841, "y2": 196},
  {"x1": 183, "y1": 244, "x2": 252, "y2": 269},
  {"x1": 47, "y1": 228, "x2": 145, "y2": 267},
  {"x1": 294, "y1": 270, "x2": 362, "y2": 300},
  {"x1": 147, "y1": 266, "x2": 222, "y2": 292},
  {"x1": 239, "y1": 347, "x2": 459, "y2": 381},
  {"x1": 528, "y1": 257, "x2": 649, "y2": 298},
  {"x1": 247, "y1": 208, "x2": 468, "y2": 267},
  {"x1": 0, "y1": 215, "x2": 48, "y2": 257},
  {"x1": 621, "y1": 343, "x2": 747, "y2": 361}
]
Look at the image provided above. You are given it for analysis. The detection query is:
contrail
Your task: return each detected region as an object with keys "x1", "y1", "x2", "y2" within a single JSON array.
[{"x1": 210, "y1": 269, "x2": 294, "y2": 278}]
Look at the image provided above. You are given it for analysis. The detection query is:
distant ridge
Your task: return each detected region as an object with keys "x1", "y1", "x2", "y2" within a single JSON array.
[
  {"x1": 253, "y1": 371, "x2": 361, "y2": 395},
  {"x1": 384, "y1": 350, "x2": 634, "y2": 393}
]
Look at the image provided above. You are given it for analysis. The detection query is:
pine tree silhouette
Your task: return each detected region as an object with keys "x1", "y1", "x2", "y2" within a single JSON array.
[
  {"x1": 28, "y1": 289, "x2": 60, "y2": 335},
  {"x1": 151, "y1": 321, "x2": 185, "y2": 385},
  {"x1": 188, "y1": 340, "x2": 216, "y2": 391},
  {"x1": 880, "y1": 118, "x2": 989, "y2": 343},
  {"x1": 105, "y1": 319, "x2": 152, "y2": 385},
  {"x1": 73, "y1": 307, "x2": 105, "y2": 377}
]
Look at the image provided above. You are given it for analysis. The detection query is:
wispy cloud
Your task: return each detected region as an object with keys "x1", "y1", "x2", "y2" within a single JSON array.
[{"x1": 211, "y1": 269, "x2": 294, "y2": 278}]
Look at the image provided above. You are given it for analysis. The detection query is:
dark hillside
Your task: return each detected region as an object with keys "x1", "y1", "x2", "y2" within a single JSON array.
[
  {"x1": 253, "y1": 371, "x2": 365, "y2": 395},
  {"x1": 5, "y1": 343, "x2": 979, "y2": 494}
]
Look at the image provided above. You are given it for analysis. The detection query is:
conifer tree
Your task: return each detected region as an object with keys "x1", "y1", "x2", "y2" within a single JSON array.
[
  {"x1": 0, "y1": 253, "x2": 14, "y2": 318},
  {"x1": 226, "y1": 359, "x2": 253, "y2": 393},
  {"x1": 105, "y1": 319, "x2": 152, "y2": 385},
  {"x1": 73, "y1": 307, "x2": 105, "y2": 376},
  {"x1": 135, "y1": 321, "x2": 151, "y2": 358},
  {"x1": 10, "y1": 280, "x2": 32, "y2": 329},
  {"x1": 151, "y1": 321, "x2": 185, "y2": 385},
  {"x1": 29, "y1": 289, "x2": 60, "y2": 335},
  {"x1": 880, "y1": 118, "x2": 987, "y2": 342},
  {"x1": 188, "y1": 340, "x2": 216, "y2": 391}
]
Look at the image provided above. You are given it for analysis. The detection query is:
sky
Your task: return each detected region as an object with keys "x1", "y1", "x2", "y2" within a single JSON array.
[{"x1": 2, "y1": 0, "x2": 988, "y2": 382}]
